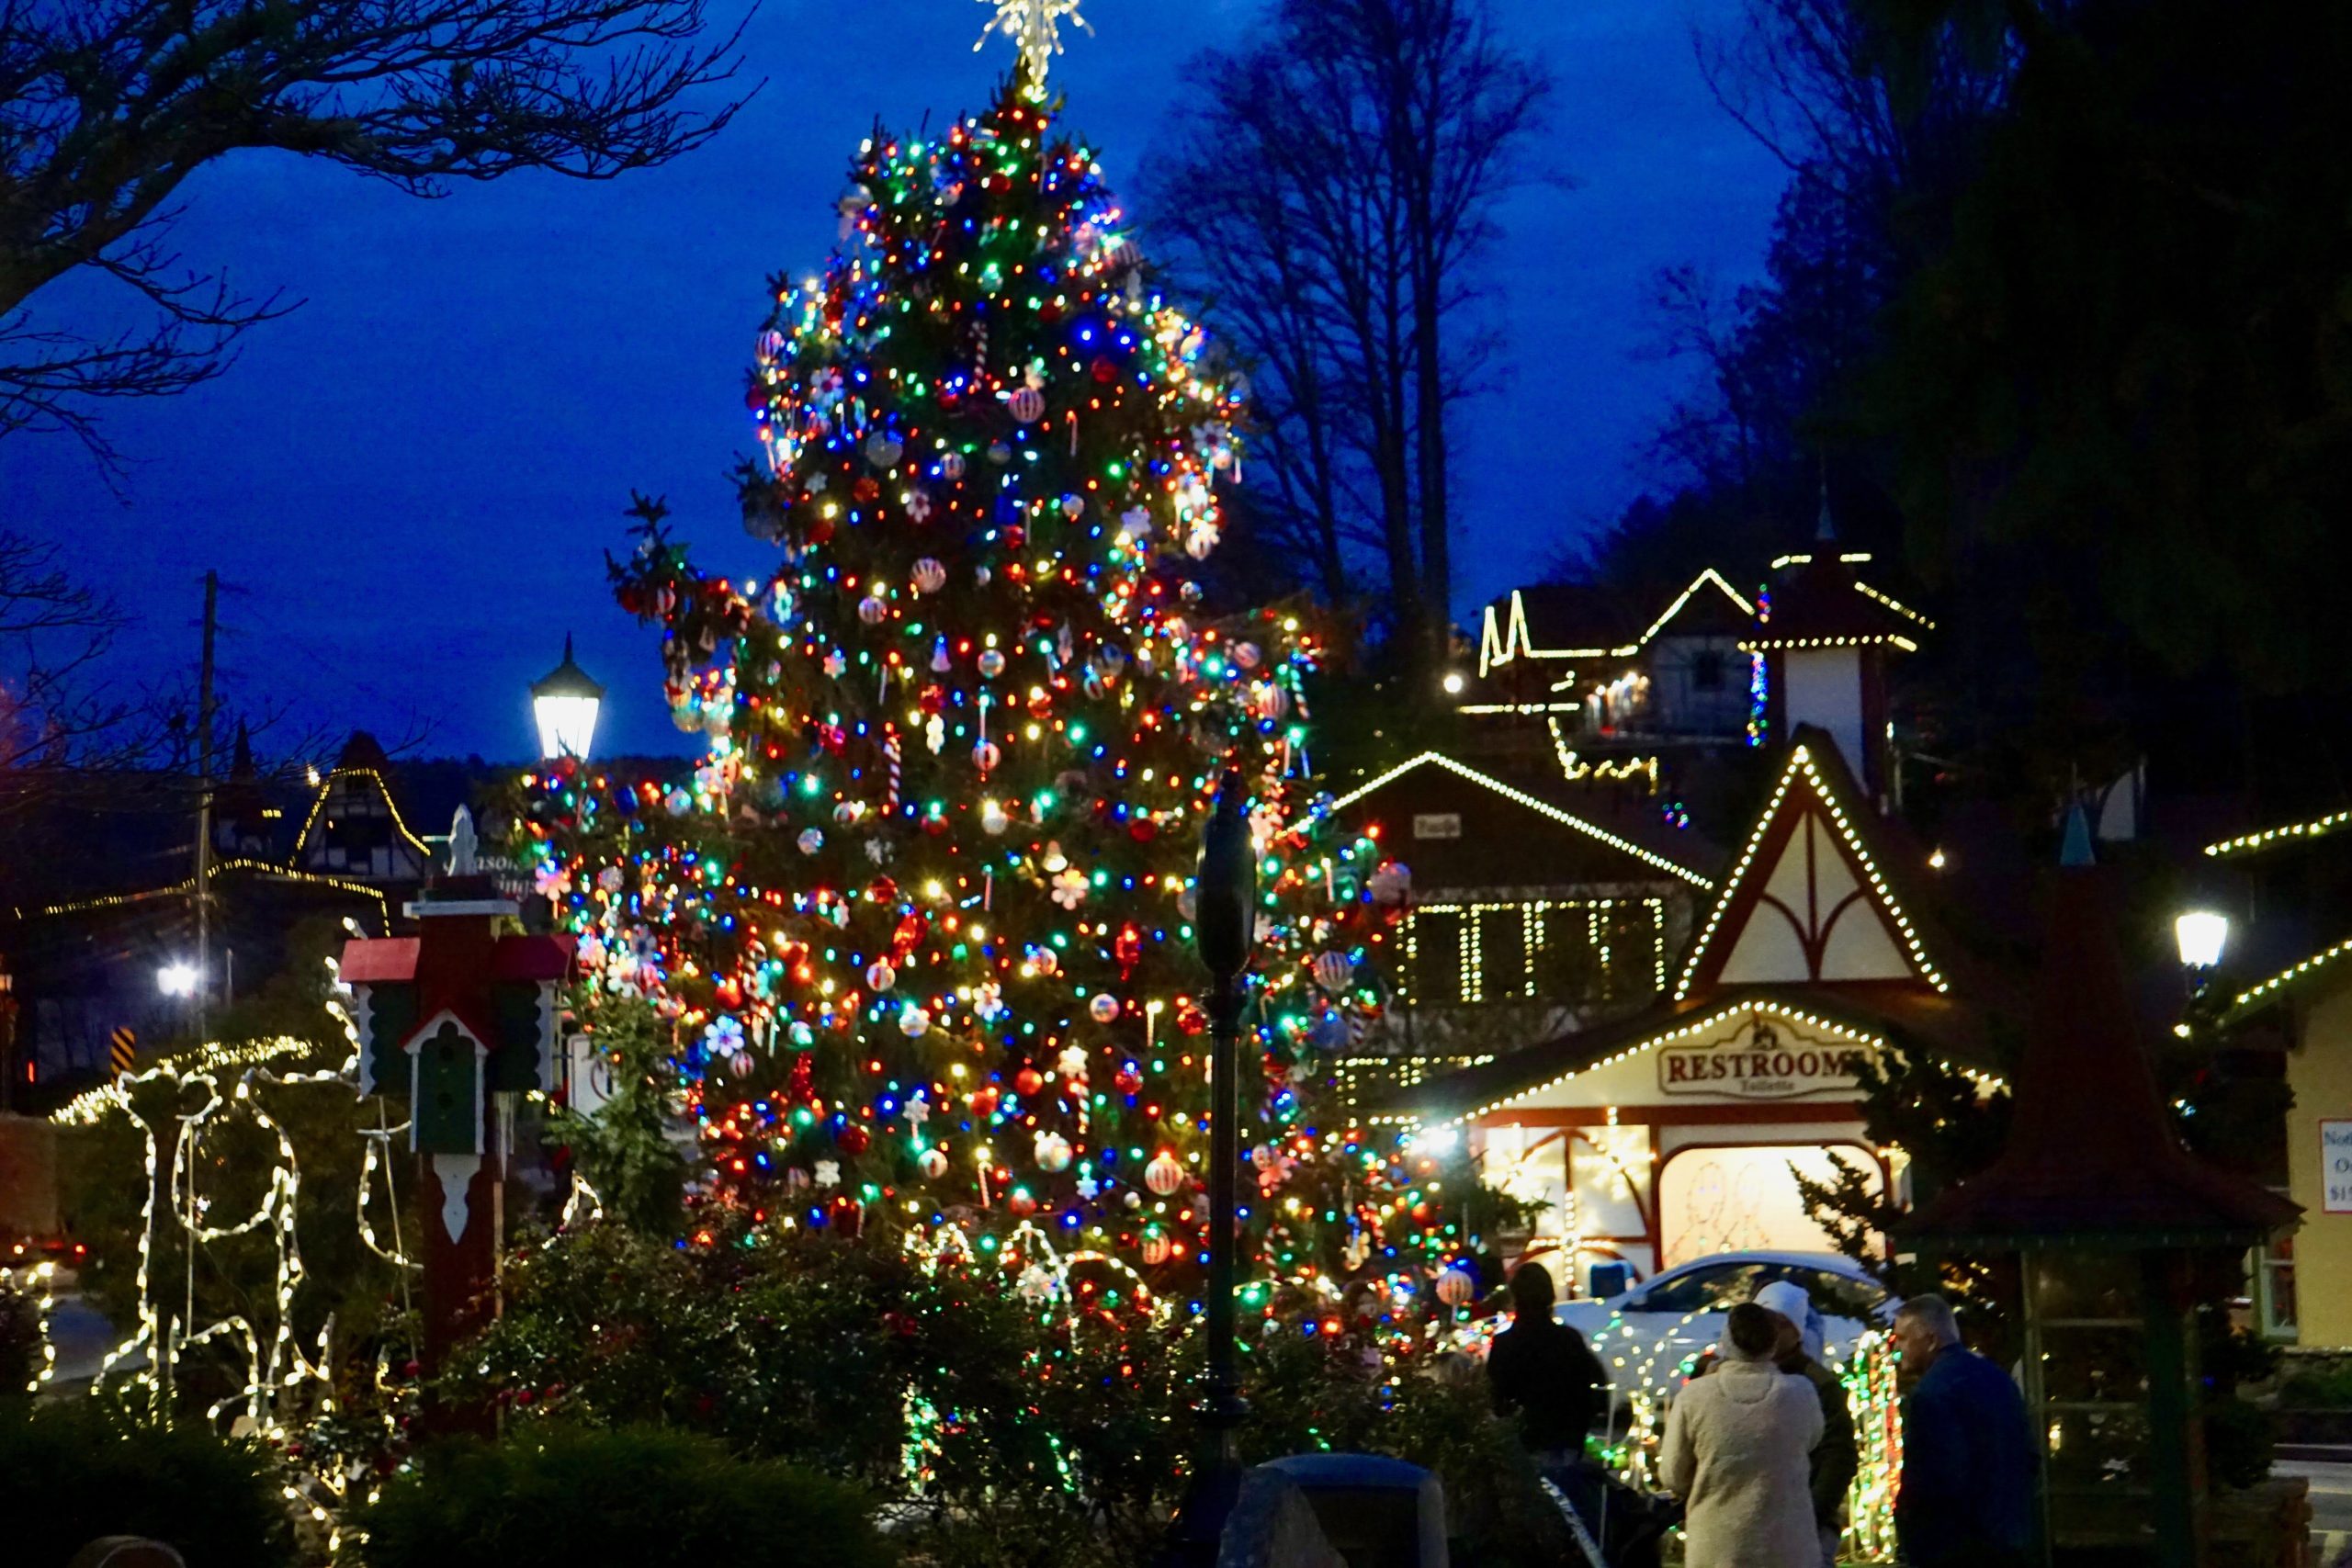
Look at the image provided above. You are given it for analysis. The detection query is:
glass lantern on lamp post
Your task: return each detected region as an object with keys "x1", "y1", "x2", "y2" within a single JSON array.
[{"x1": 531, "y1": 635, "x2": 604, "y2": 761}]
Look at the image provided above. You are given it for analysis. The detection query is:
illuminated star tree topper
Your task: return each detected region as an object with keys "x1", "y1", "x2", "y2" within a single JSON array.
[{"x1": 976, "y1": 0, "x2": 1091, "y2": 87}]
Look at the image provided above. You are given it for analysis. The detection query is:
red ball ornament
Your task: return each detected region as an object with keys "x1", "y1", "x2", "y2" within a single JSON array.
[
  {"x1": 970, "y1": 1086, "x2": 1001, "y2": 1118},
  {"x1": 1140, "y1": 1232, "x2": 1178, "y2": 1267},
  {"x1": 838, "y1": 1124, "x2": 871, "y2": 1156},
  {"x1": 1127, "y1": 820, "x2": 1157, "y2": 843},
  {"x1": 1114, "y1": 1065, "x2": 1144, "y2": 1095},
  {"x1": 1007, "y1": 1188, "x2": 1039, "y2": 1217},
  {"x1": 1145, "y1": 1151, "x2": 1184, "y2": 1196},
  {"x1": 1091, "y1": 356, "x2": 1118, "y2": 384},
  {"x1": 1014, "y1": 1066, "x2": 1044, "y2": 1098}
]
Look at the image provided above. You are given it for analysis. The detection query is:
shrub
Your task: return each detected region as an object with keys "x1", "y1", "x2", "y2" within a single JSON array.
[
  {"x1": 0, "y1": 1398, "x2": 294, "y2": 1567},
  {"x1": 357, "y1": 1425, "x2": 890, "y2": 1568}
]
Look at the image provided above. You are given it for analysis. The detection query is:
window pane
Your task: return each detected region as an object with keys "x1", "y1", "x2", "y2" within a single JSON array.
[
  {"x1": 1479, "y1": 907, "x2": 1530, "y2": 1000},
  {"x1": 1409, "y1": 909, "x2": 1464, "y2": 1003}
]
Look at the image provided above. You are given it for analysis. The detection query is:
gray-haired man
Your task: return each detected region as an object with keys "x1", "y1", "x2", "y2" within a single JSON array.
[{"x1": 1891, "y1": 1294, "x2": 2034, "y2": 1568}]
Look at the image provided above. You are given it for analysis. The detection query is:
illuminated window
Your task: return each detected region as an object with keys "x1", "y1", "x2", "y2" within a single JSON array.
[{"x1": 1402, "y1": 898, "x2": 1665, "y2": 1006}]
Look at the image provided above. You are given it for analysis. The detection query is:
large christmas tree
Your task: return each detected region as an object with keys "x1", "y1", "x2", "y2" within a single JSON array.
[{"x1": 523, "y1": 54, "x2": 1493, "y2": 1332}]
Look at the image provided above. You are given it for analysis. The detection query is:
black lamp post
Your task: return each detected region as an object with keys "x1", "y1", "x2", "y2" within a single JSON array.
[{"x1": 1170, "y1": 767, "x2": 1258, "y2": 1560}]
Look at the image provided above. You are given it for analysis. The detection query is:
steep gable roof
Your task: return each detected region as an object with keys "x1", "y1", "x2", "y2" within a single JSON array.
[
  {"x1": 1329, "y1": 751, "x2": 1717, "y2": 888},
  {"x1": 1675, "y1": 728, "x2": 1947, "y2": 998}
]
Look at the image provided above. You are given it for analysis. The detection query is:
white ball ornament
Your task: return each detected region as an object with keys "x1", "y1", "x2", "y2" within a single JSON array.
[
  {"x1": 911, "y1": 558, "x2": 946, "y2": 595},
  {"x1": 1035, "y1": 1133, "x2": 1072, "y2": 1174},
  {"x1": 1059, "y1": 493, "x2": 1085, "y2": 520},
  {"x1": 1144, "y1": 1152, "x2": 1184, "y2": 1196},
  {"x1": 1008, "y1": 386, "x2": 1046, "y2": 423},
  {"x1": 833, "y1": 801, "x2": 863, "y2": 827},
  {"x1": 1368, "y1": 862, "x2": 1413, "y2": 906},
  {"x1": 1250, "y1": 1144, "x2": 1281, "y2": 1171},
  {"x1": 978, "y1": 649, "x2": 1006, "y2": 679},
  {"x1": 1436, "y1": 1265, "x2": 1477, "y2": 1306},
  {"x1": 1234, "y1": 642, "x2": 1261, "y2": 671},
  {"x1": 980, "y1": 799, "x2": 1011, "y2": 835},
  {"x1": 939, "y1": 450, "x2": 967, "y2": 480},
  {"x1": 972, "y1": 739, "x2": 1001, "y2": 773},
  {"x1": 865, "y1": 433, "x2": 904, "y2": 469},
  {"x1": 1089, "y1": 994, "x2": 1122, "y2": 1024},
  {"x1": 729, "y1": 1051, "x2": 757, "y2": 1077},
  {"x1": 988, "y1": 440, "x2": 1012, "y2": 465},
  {"x1": 919, "y1": 1147, "x2": 949, "y2": 1180},
  {"x1": 865, "y1": 959, "x2": 897, "y2": 992},
  {"x1": 899, "y1": 1006, "x2": 931, "y2": 1038},
  {"x1": 858, "y1": 594, "x2": 888, "y2": 625},
  {"x1": 797, "y1": 828, "x2": 825, "y2": 855},
  {"x1": 663, "y1": 788, "x2": 692, "y2": 817}
]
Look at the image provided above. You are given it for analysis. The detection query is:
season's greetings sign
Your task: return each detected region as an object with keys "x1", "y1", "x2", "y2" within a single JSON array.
[{"x1": 1657, "y1": 1017, "x2": 1873, "y2": 1099}]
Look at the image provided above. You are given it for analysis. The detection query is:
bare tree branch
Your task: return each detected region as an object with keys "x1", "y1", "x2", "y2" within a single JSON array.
[{"x1": 0, "y1": 0, "x2": 754, "y2": 466}]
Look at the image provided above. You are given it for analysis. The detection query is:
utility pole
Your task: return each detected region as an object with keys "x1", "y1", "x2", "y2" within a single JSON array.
[{"x1": 194, "y1": 570, "x2": 217, "y2": 1046}]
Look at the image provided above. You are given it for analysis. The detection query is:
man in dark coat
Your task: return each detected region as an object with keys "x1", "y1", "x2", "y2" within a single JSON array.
[
  {"x1": 1485, "y1": 1261, "x2": 1608, "y2": 1466},
  {"x1": 1893, "y1": 1293, "x2": 2035, "y2": 1568}
]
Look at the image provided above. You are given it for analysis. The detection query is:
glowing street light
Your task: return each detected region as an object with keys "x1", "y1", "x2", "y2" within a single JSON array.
[
  {"x1": 2175, "y1": 910, "x2": 2230, "y2": 972},
  {"x1": 530, "y1": 634, "x2": 605, "y2": 761},
  {"x1": 156, "y1": 962, "x2": 199, "y2": 998}
]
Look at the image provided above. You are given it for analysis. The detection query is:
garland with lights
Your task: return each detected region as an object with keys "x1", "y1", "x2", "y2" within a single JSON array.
[{"x1": 517, "y1": 70, "x2": 1506, "y2": 1335}]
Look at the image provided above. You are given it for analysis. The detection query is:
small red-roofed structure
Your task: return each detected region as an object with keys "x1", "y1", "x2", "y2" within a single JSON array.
[{"x1": 340, "y1": 819, "x2": 572, "y2": 1425}]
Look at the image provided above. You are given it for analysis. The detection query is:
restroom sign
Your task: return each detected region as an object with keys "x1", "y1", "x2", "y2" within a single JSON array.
[{"x1": 2324, "y1": 1120, "x2": 2352, "y2": 1214}]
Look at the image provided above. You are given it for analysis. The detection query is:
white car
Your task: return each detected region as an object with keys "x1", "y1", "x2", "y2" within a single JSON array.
[{"x1": 1557, "y1": 1249, "x2": 1896, "y2": 1408}]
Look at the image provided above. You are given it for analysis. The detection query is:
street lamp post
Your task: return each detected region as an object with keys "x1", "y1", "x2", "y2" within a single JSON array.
[
  {"x1": 1170, "y1": 768, "x2": 1258, "y2": 1561},
  {"x1": 531, "y1": 634, "x2": 605, "y2": 761}
]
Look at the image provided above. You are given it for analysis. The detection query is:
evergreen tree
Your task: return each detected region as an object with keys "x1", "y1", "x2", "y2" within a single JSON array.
[{"x1": 521, "y1": 74, "x2": 1485, "y2": 1321}]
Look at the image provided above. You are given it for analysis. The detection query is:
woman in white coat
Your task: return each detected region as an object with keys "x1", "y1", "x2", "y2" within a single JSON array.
[{"x1": 1658, "y1": 1301, "x2": 1825, "y2": 1568}]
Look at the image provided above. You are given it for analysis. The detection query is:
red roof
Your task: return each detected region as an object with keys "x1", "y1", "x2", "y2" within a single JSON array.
[
  {"x1": 1744, "y1": 558, "x2": 1917, "y2": 647},
  {"x1": 340, "y1": 937, "x2": 421, "y2": 983},
  {"x1": 1906, "y1": 868, "x2": 2299, "y2": 1247}
]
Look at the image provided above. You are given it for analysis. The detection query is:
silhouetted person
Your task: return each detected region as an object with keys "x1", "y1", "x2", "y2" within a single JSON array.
[
  {"x1": 1893, "y1": 1294, "x2": 2034, "y2": 1568},
  {"x1": 1485, "y1": 1261, "x2": 1607, "y2": 1466}
]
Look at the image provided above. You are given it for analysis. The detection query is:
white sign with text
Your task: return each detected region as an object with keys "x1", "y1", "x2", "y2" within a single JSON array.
[{"x1": 2324, "y1": 1119, "x2": 2352, "y2": 1214}]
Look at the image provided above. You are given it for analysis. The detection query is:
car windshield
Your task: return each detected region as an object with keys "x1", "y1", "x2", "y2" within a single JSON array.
[
  {"x1": 1756, "y1": 1262, "x2": 1890, "y2": 1320},
  {"x1": 1632, "y1": 1261, "x2": 1775, "y2": 1315},
  {"x1": 1628, "y1": 1259, "x2": 1890, "y2": 1321}
]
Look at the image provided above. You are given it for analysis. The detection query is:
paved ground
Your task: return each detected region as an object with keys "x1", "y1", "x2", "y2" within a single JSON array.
[{"x1": 2275, "y1": 1457, "x2": 2352, "y2": 1566}]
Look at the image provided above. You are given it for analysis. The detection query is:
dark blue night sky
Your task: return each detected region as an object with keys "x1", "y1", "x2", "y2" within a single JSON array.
[{"x1": 0, "y1": 0, "x2": 1783, "y2": 762}]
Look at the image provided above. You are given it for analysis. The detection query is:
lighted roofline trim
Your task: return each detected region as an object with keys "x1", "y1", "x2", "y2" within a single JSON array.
[
  {"x1": 23, "y1": 858, "x2": 390, "y2": 925},
  {"x1": 2228, "y1": 934, "x2": 2352, "y2": 1017},
  {"x1": 2203, "y1": 807, "x2": 2352, "y2": 860},
  {"x1": 1853, "y1": 581, "x2": 1937, "y2": 629},
  {"x1": 1329, "y1": 751, "x2": 1714, "y2": 887},
  {"x1": 1769, "y1": 552, "x2": 1876, "y2": 570},
  {"x1": 1477, "y1": 570, "x2": 1759, "y2": 675},
  {"x1": 1404, "y1": 998, "x2": 2003, "y2": 1128},
  {"x1": 1739, "y1": 634, "x2": 1920, "y2": 653},
  {"x1": 290, "y1": 766, "x2": 434, "y2": 863},
  {"x1": 1671, "y1": 743, "x2": 1949, "y2": 999}
]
